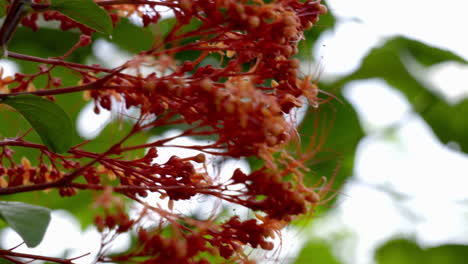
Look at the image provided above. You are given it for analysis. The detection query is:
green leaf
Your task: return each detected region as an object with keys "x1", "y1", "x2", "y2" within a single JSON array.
[
  {"x1": 4, "y1": 27, "x2": 89, "y2": 161},
  {"x1": 0, "y1": 94, "x2": 73, "y2": 153},
  {"x1": 0, "y1": 257, "x2": 15, "y2": 264},
  {"x1": 294, "y1": 239, "x2": 342, "y2": 264},
  {"x1": 0, "y1": 0, "x2": 7, "y2": 18},
  {"x1": 375, "y1": 238, "x2": 468, "y2": 264},
  {"x1": 404, "y1": 39, "x2": 466, "y2": 66},
  {"x1": 49, "y1": 0, "x2": 113, "y2": 35},
  {"x1": 10, "y1": 26, "x2": 92, "y2": 63},
  {"x1": 109, "y1": 18, "x2": 154, "y2": 53},
  {"x1": 375, "y1": 239, "x2": 423, "y2": 264},
  {"x1": 0, "y1": 201, "x2": 51, "y2": 248},
  {"x1": 10, "y1": 27, "x2": 92, "y2": 63},
  {"x1": 1, "y1": 189, "x2": 95, "y2": 231},
  {"x1": 299, "y1": 94, "x2": 364, "y2": 210},
  {"x1": 335, "y1": 36, "x2": 468, "y2": 152}
]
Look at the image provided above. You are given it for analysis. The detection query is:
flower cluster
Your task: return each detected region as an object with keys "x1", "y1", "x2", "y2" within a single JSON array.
[{"x1": 0, "y1": 0, "x2": 330, "y2": 263}]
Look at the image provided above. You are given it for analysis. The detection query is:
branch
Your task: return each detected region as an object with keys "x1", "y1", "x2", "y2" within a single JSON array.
[
  {"x1": 0, "y1": 0, "x2": 30, "y2": 51},
  {"x1": 0, "y1": 111, "x2": 142, "y2": 196},
  {"x1": 0, "y1": 65, "x2": 127, "y2": 99},
  {"x1": 0, "y1": 249, "x2": 89, "y2": 264},
  {"x1": 6, "y1": 51, "x2": 112, "y2": 72},
  {"x1": 97, "y1": 0, "x2": 176, "y2": 7}
]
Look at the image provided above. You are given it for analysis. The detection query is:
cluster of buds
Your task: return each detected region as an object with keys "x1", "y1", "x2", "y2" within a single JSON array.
[{"x1": 0, "y1": 0, "x2": 331, "y2": 263}]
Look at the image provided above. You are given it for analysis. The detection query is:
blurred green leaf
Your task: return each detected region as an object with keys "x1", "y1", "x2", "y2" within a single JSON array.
[
  {"x1": 404, "y1": 39, "x2": 466, "y2": 66},
  {"x1": 10, "y1": 27, "x2": 92, "y2": 63},
  {"x1": 375, "y1": 238, "x2": 468, "y2": 264},
  {"x1": 79, "y1": 116, "x2": 150, "y2": 159},
  {"x1": 300, "y1": 93, "x2": 364, "y2": 209},
  {"x1": 0, "y1": 0, "x2": 7, "y2": 18},
  {"x1": 157, "y1": 17, "x2": 176, "y2": 38},
  {"x1": 1, "y1": 189, "x2": 94, "y2": 230},
  {"x1": 0, "y1": 258, "x2": 14, "y2": 264},
  {"x1": 109, "y1": 18, "x2": 154, "y2": 53},
  {"x1": 375, "y1": 239, "x2": 423, "y2": 264},
  {"x1": 0, "y1": 201, "x2": 51, "y2": 248},
  {"x1": 426, "y1": 244, "x2": 468, "y2": 264},
  {"x1": 1, "y1": 94, "x2": 73, "y2": 153},
  {"x1": 294, "y1": 239, "x2": 342, "y2": 264},
  {"x1": 335, "y1": 36, "x2": 468, "y2": 152},
  {"x1": 49, "y1": 0, "x2": 113, "y2": 35}
]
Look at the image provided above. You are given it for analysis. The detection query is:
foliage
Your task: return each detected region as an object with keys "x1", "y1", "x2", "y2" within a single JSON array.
[
  {"x1": 375, "y1": 238, "x2": 468, "y2": 264},
  {"x1": 0, "y1": 201, "x2": 50, "y2": 248}
]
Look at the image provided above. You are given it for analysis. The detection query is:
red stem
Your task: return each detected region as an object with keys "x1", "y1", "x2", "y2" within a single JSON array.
[
  {"x1": 0, "y1": 249, "x2": 79, "y2": 264},
  {"x1": 97, "y1": 0, "x2": 176, "y2": 8},
  {"x1": 7, "y1": 51, "x2": 112, "y2": 72}
]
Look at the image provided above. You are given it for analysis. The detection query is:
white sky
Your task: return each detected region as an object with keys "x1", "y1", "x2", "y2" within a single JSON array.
[
  {"x1": 310, "y1": 1, "x2": 468, "y2": 264},
  {"x1": 3, "y1": 1, "x2": 468, "y2": 263}
]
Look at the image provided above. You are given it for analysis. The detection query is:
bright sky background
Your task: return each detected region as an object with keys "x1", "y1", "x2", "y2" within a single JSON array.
[
  {"x1": 2, "y1": 0, "x2": 468, "y2": 263},
  {"x1": 310, "y1": 0, "x2": 468, "y2": 263}
]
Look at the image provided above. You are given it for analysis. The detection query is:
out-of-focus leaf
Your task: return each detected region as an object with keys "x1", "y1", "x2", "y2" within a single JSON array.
[
  {"x1": 9, "y1": 27, "x2": 92, "y2": 63},
  {"x1": 335, "y1": 36, "x2": 468, "y2": 152},
  {"x1": 49, "y1": 0, "x2": 113, "y2": 35},
  {"x1": 247, "y1": 93, "x2": 363, "y2": 215},
  {"x1": 426, "y1": 244, "x2": 468, "y2": 264},
  {"x1": 299, "y1": 93, "x2": 364, "y2": 210},
  {"x1": 157, "y1": 17, "x2": 176, "y2": 39},
  {"x1": 0, "y1": 0, "x2": 7, "y2": 18},
  {"x1": 1, "y1": 94, "x2": 73, "y2": 153},
  {"x1": 0, "y1": 201, "x2": 51, "y2": 248},
  {"x1": 79, "y1": 117, "x2": 150, "y2": 159},
  {"x1": 375, "y1": 239, "x2": 422, "y2": 264},
  {"x1": 404, "y1": 39, "x2": 466, "y2": 66},
  {"x1": 0, "y1": 258, "x2": 14, "y2": 264},
  {"x1": 1, "y1": 190, "x2": 94, "y2": 230},
  {"x1": 375, "y1": 238, "x2": 468, "y2": 264},
  {"x1": 109, "y1": 18, "x2": 154, "y2": 53},
  {"x1": 247, "y1": 1, "x2": 337, "y2": 179},
  {"x1": 294, "y1": 239, "x2": 342, "y2": 264}
]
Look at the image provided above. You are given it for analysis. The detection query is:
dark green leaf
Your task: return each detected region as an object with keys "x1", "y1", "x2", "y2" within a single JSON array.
[
  {"x1": 0, "y1": 201, "x2": 51, "y2": 248},
  {"x1": 335, "y1": 36, "x2": 468, "y2": 152},
  {"x1": 426, "y1": 244, "x2": 468, "y2": 264},
  {"x1": 375, "y1": 238, "x2": 468, "y2": 264},
  {"x1": 0, "y1": 0, "x2": 7, "y2": 18},
  {"x1": 1, "y1": 94, "x2": 73, "y2": 153},
  {"x1": 49, "y1": 0, "x2": 113, "y2": 35},
  {"x1": 0, "y1": 258, "x2": 15, "y2": 264},
  {"x1": 109, "y1": 18, "x2": 154, "y2": 53},
  {"x1": 294, "y1": 239, "x2": 342, "y2": 264}
]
